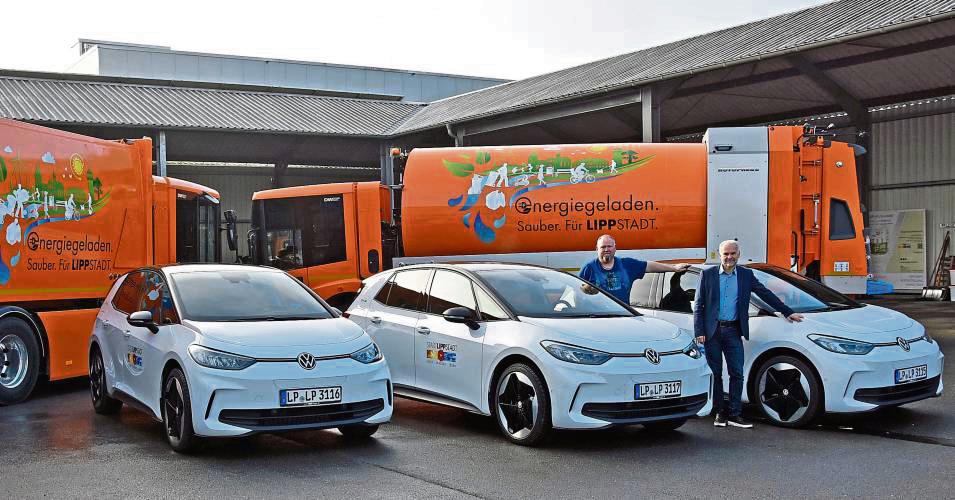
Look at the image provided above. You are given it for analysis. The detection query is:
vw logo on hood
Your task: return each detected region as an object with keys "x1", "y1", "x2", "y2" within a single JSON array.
[
  {"x1": 897, "y1": 337, "x2": 910, "y2": 352},
  {"x1": 644, "y1": 348, "x2": 661, "y2": 365},
  {"x1": 297, "y1": 352, "x2": 317, "y2": 370}
]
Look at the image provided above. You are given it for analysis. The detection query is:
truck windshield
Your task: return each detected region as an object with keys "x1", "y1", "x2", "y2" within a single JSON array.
[
  {"x1": 475, "y1": 269, "x2": 636, "y2": 318},
  {"x1": 750, "y1": 267, "x2": 862, "y2": 313},
  {"x1": 169, "y1": 270, "x2": 332, "y2": 322}
]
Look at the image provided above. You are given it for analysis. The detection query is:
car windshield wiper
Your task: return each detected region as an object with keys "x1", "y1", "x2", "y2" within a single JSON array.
[{"x1": 219, "y1": 315, "x2": 324, "y2": 322}]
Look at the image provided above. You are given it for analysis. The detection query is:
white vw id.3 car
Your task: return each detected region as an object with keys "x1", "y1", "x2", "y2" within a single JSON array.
[
  {"x1": 89, "y1": 265, "x2": 392, "y2": 452},
  {"x1": 631, "y1": 264, "x2": 944, "y2": 428},
  {"x1": 347, "y1": 263, "x2": 712, "y2": 446}
]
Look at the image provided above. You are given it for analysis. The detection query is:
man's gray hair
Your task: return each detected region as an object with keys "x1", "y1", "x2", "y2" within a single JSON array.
[
  {"x1": 719, "y1": 239, "x2": 740, "y2": 253},
  {"x1": 597, "y1": 234, "x2": 616, "y2": 246}
]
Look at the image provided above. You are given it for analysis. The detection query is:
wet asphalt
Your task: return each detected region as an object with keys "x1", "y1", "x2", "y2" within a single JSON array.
[{"x1": 3, "y1": 296, "x2": 954, "y2": 499}]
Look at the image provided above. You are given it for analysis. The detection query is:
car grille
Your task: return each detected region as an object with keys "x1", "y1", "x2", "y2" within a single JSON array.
[
  {"x1": 581, "y1": 393, "x2": 708, "y2": 423},
  {"x1": 853, "y1": 376, "x2": 940, "y2": 406},
  {"x1": 219, "y1": 399, "x2": 384, "y2": 429}
]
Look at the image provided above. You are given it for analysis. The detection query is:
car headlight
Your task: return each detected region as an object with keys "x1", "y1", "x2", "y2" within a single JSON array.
[
  {"x1": 922, "y1": 332, "x2": 934, "y2": 344},
  {"x1": 541, "y1": 341, "x2": 612, "y2": 365},
  {"x1": 683, "y1": 340, "x2": 703, "y2": 359},
  {"x1": 350, "y1": 342, "x2": 382, "y2": 364},
  {"x1": 188, "y1": 345, "x2": 256, "y2": 370},
  {"x1": 808, "y1": 334, "x2": 874, "y2": 355}
]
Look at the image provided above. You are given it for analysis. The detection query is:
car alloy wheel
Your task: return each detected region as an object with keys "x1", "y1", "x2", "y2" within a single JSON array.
[
  {"x1": 493, "y1": 363, "x2": 551, "y2": 446},
  {"x1": 755, "y1": 355, "x2": 822, "y2": 428},
  {"x1": 89, "y1": 347, "x2": 121, "y2": 414},
  {"x1": 162, "y1": 369, "x2": 197, "y2": 453}
]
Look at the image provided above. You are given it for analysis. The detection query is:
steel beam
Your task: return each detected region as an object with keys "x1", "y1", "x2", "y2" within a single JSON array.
[{"x1": 156, "y1": 130, "x2": 167, "y2": 177}]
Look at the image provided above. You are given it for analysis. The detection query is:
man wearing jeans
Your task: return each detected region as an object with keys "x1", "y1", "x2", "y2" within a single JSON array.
[{"x1": 693, "y1": 240, "x2": 804, "y2": 428}]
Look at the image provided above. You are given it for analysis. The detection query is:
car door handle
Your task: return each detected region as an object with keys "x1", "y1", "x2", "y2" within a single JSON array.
[
  {"x1": 370, "y1": 316, "x2": 382, "y2": 324},
  {"x1": 123, "y1": 330, "x2": 131, "y2": 339},
  {"x1": 416, "y1": 326, "x2": 430, "y2": 335}
]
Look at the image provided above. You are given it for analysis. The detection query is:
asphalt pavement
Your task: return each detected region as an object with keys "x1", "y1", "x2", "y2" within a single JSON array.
[{"x1": 3, "y1": 296, "x2": 953, "y2": 499}]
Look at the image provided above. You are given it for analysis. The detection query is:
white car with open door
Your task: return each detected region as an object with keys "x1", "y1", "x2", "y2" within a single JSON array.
[
  {"x1": 630, "y1": 263, "x2": 944, "y2": 428},
  {"x1": 88, "y1": 265, "x2": 392, "y2": 452},
  {"x1": 346, "y1": 263, "x2": 712, "y2": 446}
]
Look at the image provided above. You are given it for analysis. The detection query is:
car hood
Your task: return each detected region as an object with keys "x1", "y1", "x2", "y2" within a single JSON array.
[
  {"x1": 185, "y1": 317, "x2": 365, "y2": 348},
  {"x1": 519, "y1": 316, "x2": 683, "y2": 348},
  {"x1": 801, "y1": 304, "x2": 915, "y2": 335}
]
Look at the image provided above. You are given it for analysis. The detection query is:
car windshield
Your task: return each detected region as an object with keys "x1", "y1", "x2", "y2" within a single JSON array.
[
  {"x1": 750, "y1": 267, "x2": 862, "y2": 314},
  {"x1": 475, "y1": 268, "x2": 636, "y2": 318},
  {"x1": 169, "y1": 269, "x2": 333, "y2": 322}
]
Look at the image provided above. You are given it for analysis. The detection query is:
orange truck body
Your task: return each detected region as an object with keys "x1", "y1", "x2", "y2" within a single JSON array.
[
  {"x1": 250, "y1": 125, "x2": 867, "y2": 306},
  {"x1": 0, "y1": 119, "x2": 219, "y2": 389}
]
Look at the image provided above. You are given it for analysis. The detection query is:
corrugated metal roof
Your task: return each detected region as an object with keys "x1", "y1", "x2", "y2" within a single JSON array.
[
  {"x1": 393, "y1": 0, "x2": 955, "y2": 135},
  {"x1": 0, "y1": 75, "x2": 423, "y2": 136}
]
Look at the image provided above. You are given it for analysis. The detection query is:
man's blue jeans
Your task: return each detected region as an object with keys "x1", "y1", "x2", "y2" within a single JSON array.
[{"x1": 704, "y1": 323, "x2": 745, "y2": 417}]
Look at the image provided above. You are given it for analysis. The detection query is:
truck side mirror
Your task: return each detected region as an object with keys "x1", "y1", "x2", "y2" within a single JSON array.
[
  {"x1": 128, "y1": 311, "x2": 159, "y2": 334},
  {"x1": 224, "y1": 210, "x2": 238, "y2": 252}
]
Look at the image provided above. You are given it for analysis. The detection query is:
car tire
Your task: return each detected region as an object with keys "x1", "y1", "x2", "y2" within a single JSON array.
[
  {"x1": 0, "y1": 317, "x2": 41, "y2": 406},
  {"x1": 642, "y1": 418, "x2": 687, "y2": 432},
  {"x1": 89, "y1": 346, "x2": 122, "y2": 414},
  {"x1": 162, "y1": 368, "x2": 198, "y2": 453},
  {"x1": 493, "y1": 363, "x2": 552, "y2": 446},
  {"x1": 754, "y1": 355, "x2": 823, "y2": 428},
  {"x1": 338, "y1": 423, "x2": 380, "y2": 439}
]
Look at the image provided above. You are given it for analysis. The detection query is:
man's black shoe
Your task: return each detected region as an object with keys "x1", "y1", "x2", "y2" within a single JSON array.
[
  {"x1": 713, "y1": 412, "x2": 727, "y2": 427},
  {"x1": 727, "y1": 415, "x2": 754, "y2": 428}
]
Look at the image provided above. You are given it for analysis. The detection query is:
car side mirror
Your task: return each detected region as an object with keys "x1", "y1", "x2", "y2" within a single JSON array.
[
  {"x1": 128, "y1": 310, "x2": 159, "y2": 333},
  {"x1": 443, "y1": 307, "x2": 478, "y2": 329}
]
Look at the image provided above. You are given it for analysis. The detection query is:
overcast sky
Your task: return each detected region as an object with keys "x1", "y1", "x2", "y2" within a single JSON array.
[{"x1": 5, "y1": 0, "x2": 830, "y2": 80}]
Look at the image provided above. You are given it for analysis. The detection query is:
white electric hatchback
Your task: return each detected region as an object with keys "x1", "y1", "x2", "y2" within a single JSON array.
[
  {"x1": 346, "y1": 263, "x2": 712, "y2": 446},
  {"x1": 88, "y1": 265, "x2": 392, "y2": 452},
  {"x1": 630, "y1": 264, "x2": 944, "y2": 428}
]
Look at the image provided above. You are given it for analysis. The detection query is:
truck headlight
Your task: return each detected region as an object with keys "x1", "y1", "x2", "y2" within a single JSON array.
[
  {"x1": 808, "y1": 334, "x2": 874, "y2": 355},
  {"x1": 188, "y1": 345, "x2": 256, "y2": 370},
  {"x1": 350, "y1": 343, "x2": 383, "y2": 364},
  {"x1": 541, "y1": 341, "x2": 612, "y2": 365}
]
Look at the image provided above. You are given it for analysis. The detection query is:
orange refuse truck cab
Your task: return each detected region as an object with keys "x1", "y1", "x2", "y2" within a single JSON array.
[
  {"x1": 248, "y1": 125, "x2": 866, "y2": 308},
  {"x1": 0, "y1": 119, "x2": 221, "y2": 404}
]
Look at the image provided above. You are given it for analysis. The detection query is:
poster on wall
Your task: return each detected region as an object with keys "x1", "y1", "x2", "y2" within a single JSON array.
[{"x1": 869, "y1": 209, "x2": 927, "y2": 291}]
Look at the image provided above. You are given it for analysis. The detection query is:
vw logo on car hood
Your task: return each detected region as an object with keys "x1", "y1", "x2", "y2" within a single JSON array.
[
  {"x1": 644, "y1": 348, "x2": 661, "y2": 365},
  {"x1": 897, "y1": 337, "x2": 910, "y2": 351},
  {"x1": 297, "y1": 352, "x2": 316, "y2": 370}
]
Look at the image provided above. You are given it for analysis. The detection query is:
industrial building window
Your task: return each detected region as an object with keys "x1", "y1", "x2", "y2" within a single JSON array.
[{"x1": 829, "y1": 199, "x2": 856, "y2": 240}]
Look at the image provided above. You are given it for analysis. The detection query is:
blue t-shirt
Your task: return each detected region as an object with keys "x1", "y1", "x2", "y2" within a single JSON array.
[{"x1": 578, "y1": 257, "x2": 648, "y2": 303}]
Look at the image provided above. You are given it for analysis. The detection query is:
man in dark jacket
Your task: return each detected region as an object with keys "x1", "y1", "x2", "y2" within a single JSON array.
[{"x1": 694, "y1": 240, "x2": 804, "y2": 428}]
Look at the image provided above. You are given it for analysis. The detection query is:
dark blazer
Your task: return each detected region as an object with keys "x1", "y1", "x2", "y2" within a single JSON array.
[{"x1": 693, "y1": 265, "x2": 796, "y2": 340}]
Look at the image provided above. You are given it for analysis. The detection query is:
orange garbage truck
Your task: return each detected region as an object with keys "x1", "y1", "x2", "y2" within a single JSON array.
[
  {"x1": 247, "y1": 125, "x2": 867, "y2": 308},
  {"x1": 0, "y1": 119, "x2": 222, "y2": 404}
]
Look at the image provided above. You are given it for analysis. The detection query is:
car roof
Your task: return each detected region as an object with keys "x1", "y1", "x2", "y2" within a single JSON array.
[{"x1": 393, "y1": 261, "x2": 553, "y2": 273}]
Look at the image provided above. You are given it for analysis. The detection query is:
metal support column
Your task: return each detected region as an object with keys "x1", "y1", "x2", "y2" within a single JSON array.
[
  {"x1": 379, "y1": 142, "x2": 395, "y2": 186},
  {"x1": 641, "y1": 87, "x2": 662, "y2": 143},
  {"x1": 156, "y1": 130, "x2": 167, "y2": 177},
  {"x1": 271, "y1": 161, "x2": 288, "y2": 189}
]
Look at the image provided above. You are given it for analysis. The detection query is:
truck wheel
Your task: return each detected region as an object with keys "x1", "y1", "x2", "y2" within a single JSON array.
[
  {"x1": 493, "y1": 363, "x2": 552, "y2": 446},
  {"x1": 0, "y1": 317, "x2": 41, "y2": 405},
  {"x1": 162, "y1": 368, "x2": 198, "y2": 453},
  {"x1": 89, "y1": 346, "x2": 122, "y2": 414},
  {"x1": 754, "y1": 355, "x2": 823, "y2": 428}
]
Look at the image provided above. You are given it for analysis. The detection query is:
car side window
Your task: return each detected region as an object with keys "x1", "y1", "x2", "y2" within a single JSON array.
[
  {"x1": 659, "y1": 271, "x2": 700, "y2": 314},
  {"x1": 383, "y1": 269, "x2": 432, "y2": 312},
  {"x1": 374, "y1": 277, "x2": 394, "y2": 305},
  {"x1": 630, "y1": 273, "x2": 657, "y2": 308},
  {"x1": 112, "y1": 272, "x2": 145, "y2": 314},
  {"x1": 474, "y1": 286, "x2": 508, "y2": 321},
  {"x1": 139, "y1": 272, "x2": 180, "y2": 325},
  {"x1": 427, "y1": 270, "x2": 477, "y2": 316}
]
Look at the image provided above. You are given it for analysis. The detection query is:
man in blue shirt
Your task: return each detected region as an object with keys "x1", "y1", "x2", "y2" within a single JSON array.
[
  {"x1": 579, "y1": 234, "x2": 689, "y2": 303},
  {"x1": 694, "y1": 240, "x2": 804, "y2": 428}
]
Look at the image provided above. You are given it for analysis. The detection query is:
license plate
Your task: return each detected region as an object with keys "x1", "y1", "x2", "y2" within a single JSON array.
[
  {"x1": 281, "y1": 386, "x2": 342, "y2": 407},
  {"x1": 895, "y1": 365, "x2": 927, "y2": 384},
  {"x1": 636, "y1": 381, "x2": 682, "y2": 399}
]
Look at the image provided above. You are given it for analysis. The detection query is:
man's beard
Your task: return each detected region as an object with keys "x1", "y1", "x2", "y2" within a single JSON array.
[{"x1": 599, "y1": 254, "x2": 613, "y2": 264}]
